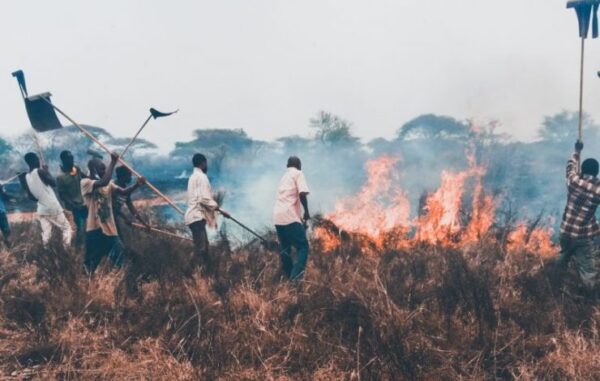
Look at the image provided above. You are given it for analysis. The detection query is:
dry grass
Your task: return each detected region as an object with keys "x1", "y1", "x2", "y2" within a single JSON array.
[{"x1": 0, "y1": 221, "x2": 599, "y2": 380}]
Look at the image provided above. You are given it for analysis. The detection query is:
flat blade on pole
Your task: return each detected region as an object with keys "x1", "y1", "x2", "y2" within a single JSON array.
[
  {"x1": 150, "y1": 108, "x2": 178, "y2": 119},
  {"x1": 567, "y1": 0, "x2": 600, "y2": 38},
  {"x1": 24, "y1": 92, "x2": 63, "y2": 132}
]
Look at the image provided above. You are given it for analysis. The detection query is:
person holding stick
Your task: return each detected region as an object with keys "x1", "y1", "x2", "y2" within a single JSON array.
[
  {"x1": 273, "y1": 156, "x2": 311, "y2": 282},
  {"x1": 184, "y1": 153, "x2": 229, "y2": 274},
  {"x1": 56, "y1": 150, "x2": 88, "y2": 246},
  {"x1": 21, "y1": 152, "x2": 72, "y2": 248},
  {"x1": 81, "y1": 153, "x2": 144, "y2": 273},
  {"x1": 556, "y1": 140, "x2": 600, "y2": 289}
]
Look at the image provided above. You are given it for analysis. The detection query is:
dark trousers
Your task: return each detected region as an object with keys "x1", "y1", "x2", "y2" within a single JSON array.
[
  {"x1": 0, "y1": 211, "x2": 10, "y2": 243},
  {"x1": 85, "y1": 229, "x2": 124, "y2": 273},
  {"x1": 556, "y1": 234, "x2": 600, "y2": 288},
  {"x1": 276, "y1": 222, "x2": 309, "y2": 281},
  {"x1": 189, "y1": 220, "x2": 211, "y2": 273},
  {"x1": 72, "y1": 207, "x2": 88, "y2": 246}
]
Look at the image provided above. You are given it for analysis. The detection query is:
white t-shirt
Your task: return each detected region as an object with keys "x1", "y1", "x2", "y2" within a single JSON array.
[
  {"x1": 185, "y1": 168, "x2": 219, "y2": 227},
  {"x1": 25, "y1": 169, "x2": 64, "y2": 216},
  {"x1": 273, "y1": 167, "x2": 310, "y2": 226}
]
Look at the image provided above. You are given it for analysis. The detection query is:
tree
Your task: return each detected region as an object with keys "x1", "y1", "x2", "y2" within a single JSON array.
[
  {"x1": 277, "y1": 135, "x2": 312, "y2": 153},
  {"x1": 538, "y1": 111, "x2": 598, "y2": 142},
  {"x1": 106, "y1": 137, "x2": 158, "y2": 156},
  {"x1": 309, "y1": 111, "x2": 359, "y2": 146},
  {"x1": 396, "y1": 114, "x2": 470, "y2": 141}
]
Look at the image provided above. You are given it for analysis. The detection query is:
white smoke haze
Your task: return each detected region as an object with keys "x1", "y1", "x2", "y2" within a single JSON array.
[{"x1": 0, "y1": 109, "x2": 596, "y2": 241}]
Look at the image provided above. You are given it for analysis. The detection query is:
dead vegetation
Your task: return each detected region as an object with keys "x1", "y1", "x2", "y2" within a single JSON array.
[{"x1": 0, "y1": 220, "x2": 599, "y2": 380}]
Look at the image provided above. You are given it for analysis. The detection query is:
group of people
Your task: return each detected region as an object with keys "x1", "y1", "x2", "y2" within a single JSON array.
[
  {"x1": 14, "y1": 151, "x2": 147, "y2": 273},
  {"x1": 3, "y1": 138, "x2": 600, "y2": 287},
  {"x1": 0, "y1": 150, "x2": 313, "y2": 282},
  {"x1": 184, "y1": 153, "x2": 311, "y2": 281}
]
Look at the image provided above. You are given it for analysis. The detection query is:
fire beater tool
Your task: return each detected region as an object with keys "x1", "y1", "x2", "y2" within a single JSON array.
[
  {"x1": 120, "y1": 107, "x2": 178, "y2": 157},
  {"x1": 131, "y1": 222, "x2": 193, "y2": 242},
  {"x1": 11, "y1": 70, "x2": 185, "y2": 216},
  {"x1": 567, "y1": 0, "x2": 600, "y2": 141},
  {"x1": 223, "y1": 214, "x2": 279, "y2": 250},
  {"x1": 0, "y1": 173, "x2": 23, "y2": 186}
]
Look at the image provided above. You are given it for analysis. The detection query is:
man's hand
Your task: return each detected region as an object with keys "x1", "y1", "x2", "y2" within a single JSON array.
[
  {"x1": 303, "y1": 212, "x2": 311, "y2": 222},
  {"x1": 219, "y1": 209, "x2": 231, "y2": 219},
  {"x1": 110, "y1": 152, "x2": 119, "y2": 163},
  {"x1": 575, "y1": 140, "x2": 584, "y2": 153},
  {"x1": 137, "y1": 176, "x2": 146, "y2": 186}
]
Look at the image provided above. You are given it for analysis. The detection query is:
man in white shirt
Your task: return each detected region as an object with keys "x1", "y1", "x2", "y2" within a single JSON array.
[
  {"x1": 21, "y1": 152, "x2": 72, "y2": 248},
  {"x1": 185, "y1": 153, "x2": 229, "y2": 274},
  {"x1": 273, "y1": 156, "x2": 311, "y2": 281}
]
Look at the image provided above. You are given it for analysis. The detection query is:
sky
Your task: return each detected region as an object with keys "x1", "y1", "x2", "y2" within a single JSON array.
[{"x1": 1, "y1": 0, "x2": 598, "y2": 152}]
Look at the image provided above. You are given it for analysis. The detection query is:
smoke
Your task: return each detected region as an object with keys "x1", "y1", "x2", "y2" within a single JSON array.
[{"x1": 1, "y1": 110, "x2": 596, "y2": 241}]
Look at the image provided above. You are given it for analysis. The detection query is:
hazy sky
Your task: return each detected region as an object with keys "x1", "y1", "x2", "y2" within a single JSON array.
[{"x1": 1, "y1": 0, "x2": 598, "y2": 152}]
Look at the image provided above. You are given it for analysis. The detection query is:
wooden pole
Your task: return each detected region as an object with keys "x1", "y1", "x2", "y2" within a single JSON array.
[
  {"x1": 120, "y1": 114, "x2": 152, "y2": 157},
  {"x1": 578, "y1": 36, "x2": 585, "y2": 142},
  {"x1": 46, "y1": 100, "x2": 185, "y2": 216},
  {"x1": 131, "y1": 222, "x2": 193, "y2": 242},
  {"x1": 32, "y1": 133, "x2": 46, "y2": 166},
  {"x1": 0, "y1": 173, "x2": 21, "y2": 186}
]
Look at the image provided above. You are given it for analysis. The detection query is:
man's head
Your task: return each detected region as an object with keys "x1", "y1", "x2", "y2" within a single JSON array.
[
  {"x1": 24, "y1": 152, "x2": 40, "y2": 170},
  {"x1": 582, "y1": 158, "x2": 599, "y2": 177},
  {"x1": 115, "y1": 165, "x2": 132, "y2": 185},
  {"x1": 60, "y1": 150, "x2": 74, "y2": 171},
  {"x1": 287, "y1": 156, "x2": 302, "y2": 170},
  {"x1": 87, "y1": 158, "x2": 106, "y2": 179},
  {"x1": 192, "y1": 153, "x2": 208, "y2": 173}
]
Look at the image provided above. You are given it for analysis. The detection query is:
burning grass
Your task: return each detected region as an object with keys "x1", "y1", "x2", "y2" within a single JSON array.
[{"x1": 0, "y1": 218, "x2": 599, "y2": 380}]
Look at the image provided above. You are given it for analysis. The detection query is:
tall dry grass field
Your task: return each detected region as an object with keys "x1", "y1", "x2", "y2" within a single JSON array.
[{"x1": 0, "y1": 220, "x2": 599, "y2": 380}]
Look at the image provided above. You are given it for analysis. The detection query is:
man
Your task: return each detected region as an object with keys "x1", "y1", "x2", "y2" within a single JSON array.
[
  {"x1": 184, "y1": 153, "x2": 229, "y2": 274},
  {"x1": 113, "y1": 165, "x2": 150, "y2": 238},
  {"x1": 556, "y1": 140, "x2": 600, "y2": 288},
  {"x1": 0, "y1": 183, "x2": 15, "y2": 248},
  {"x1": 273, "y1": 156, "x2": 311, "y2": 281},
  {"x1": 21, "y1": 153, "x2": 72, "y2": 248},
  {"x1": 56, "y1": 150, "x2": 88, "y2": 246},
  {"x1": 81, "y1": 153, "x2": 144, "y2": 273}
]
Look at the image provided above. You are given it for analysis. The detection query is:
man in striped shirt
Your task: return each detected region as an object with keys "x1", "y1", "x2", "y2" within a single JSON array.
[{"x1": 556, "y1": 140, "x2": 600, "y2": 287}]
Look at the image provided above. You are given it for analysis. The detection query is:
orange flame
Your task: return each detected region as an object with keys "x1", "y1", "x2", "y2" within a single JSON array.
[
  {"x1": 315, "y1": 151, "x2": 556, "y2": 255},
  {"x1": 325, "y1": 155, "x2": 410, "y2": 243}
]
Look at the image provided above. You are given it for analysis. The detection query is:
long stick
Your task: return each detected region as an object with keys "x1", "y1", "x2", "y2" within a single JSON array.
[
  {"x1": 225, "y1": 215, "x2": 267, "y2": 243},
  {"x1": 120, "y1": 114, "x2": 152, "y2": 157},
  {"x1": 0, "y1": 173, "x2": 21, "y2": 186},
  {"x1": 32, "y1": 133, "x2": 46, "y2": 166},
  {"x1": 46, "y1": 100, "x2": 185, "y2": 215},
  {"x1": 578, "y1": 36, "x2": 585, "y2": 142},
  {"x1": 131, "y1": 222, "x2": 193, "y2": 242}
]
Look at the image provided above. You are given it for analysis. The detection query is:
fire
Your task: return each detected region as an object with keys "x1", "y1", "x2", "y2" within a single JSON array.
[
  {"x1": 324, "y1": 156, "x2": 410, "y2": 243},
  {"x1": 315, "y1": 151, "x2": 557, "y2": 255},
  {"x1": 507, "y1": 224, "x2": 558, "y2": 258},
  {"x1": 415, "y1": 170, "x2": 470, "y2": 244}
]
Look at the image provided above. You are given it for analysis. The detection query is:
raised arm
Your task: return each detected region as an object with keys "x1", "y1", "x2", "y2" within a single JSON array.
[
  {"x1": 93, "y1": 153, "x2": 119, "y2": 190},
  {"x1": 38, "y1": 166, "x2": 56, "y2": 187},
  {"x1": 566, "y1": 140, "x2": 600, "y2": 197},
  {"x1": 113, "y1": 176, "x2": 145, "y2": 197}
]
